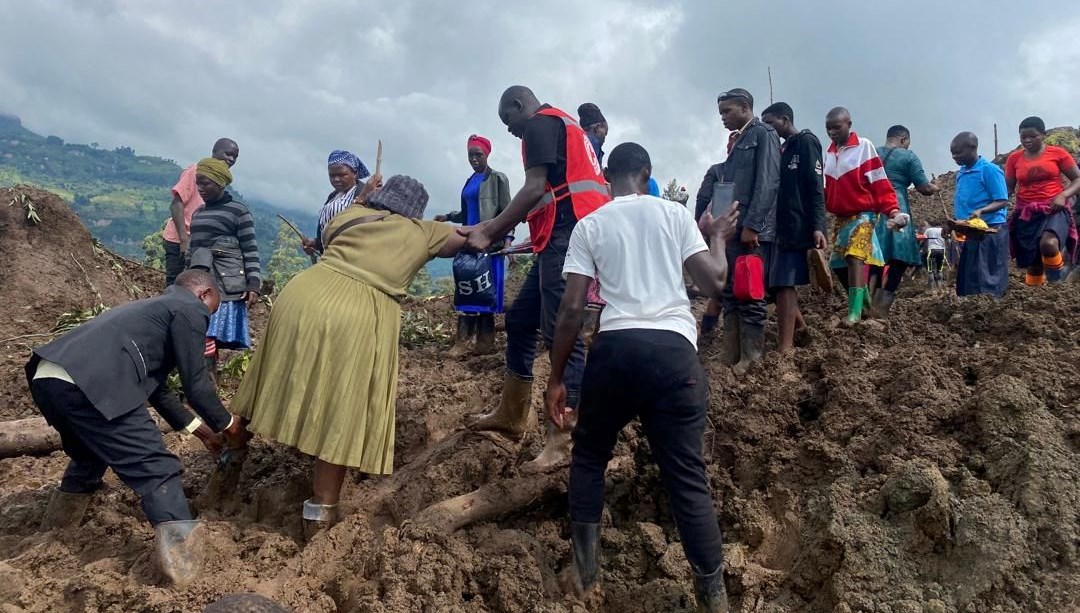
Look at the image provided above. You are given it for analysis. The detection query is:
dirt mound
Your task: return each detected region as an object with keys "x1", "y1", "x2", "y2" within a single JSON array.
[
  {"x1": 2, "y1": 193, "x2": 1080, "y2": 612},
  {"x1": 0, "y1": 186, "x2": 161, "y2": 420}
]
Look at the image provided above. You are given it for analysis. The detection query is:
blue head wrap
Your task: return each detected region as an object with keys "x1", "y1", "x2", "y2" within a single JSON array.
[{"x1": 327, "y1": 149, "x2": 371, "y2": 179}]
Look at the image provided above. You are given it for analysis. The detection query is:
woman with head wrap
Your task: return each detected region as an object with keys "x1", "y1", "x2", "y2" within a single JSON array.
[
  {"x1": 434, "y1": 135, "x2": 513, "y2": 355},
  {"x1": 302, "y1": 149, "x2": 383, "y2": 255},
  {"x1": 230, "y1": 175, "x2": 471, "y2": 533},
  {"x1": 186, "y1": 158, "x2": 261, "y2": 373}
]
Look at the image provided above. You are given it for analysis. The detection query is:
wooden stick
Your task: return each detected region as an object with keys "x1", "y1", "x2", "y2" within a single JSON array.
[
  {"x1": 375, "y1": 140, "x2": 383, "y2": 177},
  {"x1": 276, "y1": 214, "x2": 307, "y2": 241}
]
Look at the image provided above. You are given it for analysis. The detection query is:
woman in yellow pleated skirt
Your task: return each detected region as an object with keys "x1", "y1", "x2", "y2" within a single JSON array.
[{"x1": 230, "y1": 176, "x2": 467, "y2": 526}]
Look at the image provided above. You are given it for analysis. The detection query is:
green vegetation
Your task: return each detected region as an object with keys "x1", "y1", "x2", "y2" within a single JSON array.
[
  {"x1": 1046, "y1": 128, "x2": 1080, "y2": 156},
  {"x1": 407, "y1": 266, "x2": 454, "y2": 298},
  {"x1": 52, "y1": 304, "x2": 108, "y2": 334},
  {"x1": 267, "y1": 222, "x2": 310, "y2": 290},
  {"x1": 142, "y1": 230, "x2": 166, "y2": 270},
  {"x1": 400, "y1": 310, "x2": 450, "y2": 348},
  {"x1": 0, "y1": 114, "x2": 313, "y2": 262}
]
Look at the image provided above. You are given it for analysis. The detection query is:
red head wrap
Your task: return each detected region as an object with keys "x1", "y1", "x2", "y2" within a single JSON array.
[{"x1": 467, "y1": 134, "x2": 492, "y2": 156}]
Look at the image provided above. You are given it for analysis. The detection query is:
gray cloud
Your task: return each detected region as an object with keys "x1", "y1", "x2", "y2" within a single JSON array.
[{"x1": 0, "y1": 0, "x2": 1076, "y2": 226}]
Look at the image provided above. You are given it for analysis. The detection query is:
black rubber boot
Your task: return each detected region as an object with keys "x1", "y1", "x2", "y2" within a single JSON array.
[
  {"x1": 570, "y1": 521, "x2": 602, "y2": 595},
  {"x1": 871, "y1": 288, "x2": 896, "y2": 318},
  {"x1": 448, "y1": 316, "x2": 477, "y2": 357},
  {"x1": 718, "y1": 314, "x2": 741, "y2": 366},
  {"x1": 732, "y1": 323, "x2": 764, "y2": 377},
  {"x1": 693, "y1": 565, "x2": 730, "y2": 612},
  {"x1": 474, "y1": 315, "x2": 497, "y2": 355}
]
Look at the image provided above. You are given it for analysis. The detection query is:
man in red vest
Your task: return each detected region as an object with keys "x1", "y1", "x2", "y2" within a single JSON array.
[{"x1": 461, "y1": 85, "x2": 611, "y2": 473}]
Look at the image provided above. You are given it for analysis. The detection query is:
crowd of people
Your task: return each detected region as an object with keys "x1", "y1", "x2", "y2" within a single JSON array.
[{"x1": 22, "y1": 82, "x2": 1078, "y2": 612}]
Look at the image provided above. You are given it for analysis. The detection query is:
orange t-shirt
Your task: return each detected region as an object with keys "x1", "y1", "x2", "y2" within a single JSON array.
[
  {"x1": 1005, "y1": 145, "x2": 1077, "y2": 201},
  {"x1": 163, "y1": 164, "x2": 204, "y2": 243}
]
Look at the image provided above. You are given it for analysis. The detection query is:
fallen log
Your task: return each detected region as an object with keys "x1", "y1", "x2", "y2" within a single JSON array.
[
  {"x1": 411, "y1": 471, "x2": 567, "y2": 533},
  {"x1": 0, "y1": 417, "x2": 61, "y2": 458}
]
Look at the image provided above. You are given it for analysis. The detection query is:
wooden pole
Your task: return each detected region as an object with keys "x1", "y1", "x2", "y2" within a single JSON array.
[
  {"x1": 994, "y1": 123, "x2": 999, "y2": 158},
  {"x1": 768, "y1": 67, "x2": 774, "y2": 105},
  {"x1": 0, "y1": 417, "x2": 61, "y2": 458}
]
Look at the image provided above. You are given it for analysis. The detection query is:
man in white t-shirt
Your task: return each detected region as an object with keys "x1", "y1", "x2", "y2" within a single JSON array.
[
  {"x1": 545, "y1": 142, "x2": 738, "y2": 612},
  {"x1": 923, "y1": 225, "x2": 948, "y2": 288}
]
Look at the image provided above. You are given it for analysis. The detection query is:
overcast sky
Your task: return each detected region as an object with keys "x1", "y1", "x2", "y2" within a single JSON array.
[{"x1": 1, "y1": 0, "x2": 1077, "y2": 219}]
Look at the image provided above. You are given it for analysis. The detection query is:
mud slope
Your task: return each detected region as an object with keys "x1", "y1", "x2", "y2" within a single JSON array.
[{"x1": 1, "y1": 192, "x2": 1079, "y2": 612}]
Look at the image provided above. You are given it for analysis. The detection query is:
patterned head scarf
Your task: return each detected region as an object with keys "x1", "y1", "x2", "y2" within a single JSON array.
[
  {"x1": 196, "y1": 157, "x2": 233, "y2": 187},
  {"x1": 367, "y1": 175, "x2": 429, "y2": 219},
  {"x1": 327, "y1": 149, "x2": 371, "y2": 180}
]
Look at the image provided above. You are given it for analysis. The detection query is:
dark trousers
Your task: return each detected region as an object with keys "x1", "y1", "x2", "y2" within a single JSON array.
[
  {"x1": 721, "y1": 240, "x2": 769, "y2": 329},
  {"x1": 164, "y1": 240, "x2": 185, "y2": 287},
  {"x1": 30, "y1": 378, "x2": 191, "y2": 525},
  {"x1": 505, "y1": 230, "x2": 586, "y2": 406},
  {"x1": 570, "y1": 329, "x2": 723, "y2": 574},
  {"x1": 927, "y1": 250, "x2": 946, "y2": 282}
]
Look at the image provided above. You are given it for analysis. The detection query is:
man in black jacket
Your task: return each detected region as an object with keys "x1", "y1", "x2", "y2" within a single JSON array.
[
  {"x1": 716, "y1": 88, "x2": 781, "y2": 375},
  {"x1": 762, "y1": 102, "x2": 828, "y2": 354},
  {"x1": 25, "y1": 269, "x2": 245, "y2": 586}
]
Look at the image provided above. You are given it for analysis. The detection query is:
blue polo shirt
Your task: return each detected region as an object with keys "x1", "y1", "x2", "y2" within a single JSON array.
[{"x1": 954, "y1": 156, "x2": 1009, "y2": 225}]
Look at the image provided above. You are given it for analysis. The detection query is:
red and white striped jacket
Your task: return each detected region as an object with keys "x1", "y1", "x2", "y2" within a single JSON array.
[{"x1": 823, "y1": 132, "x2": 899, "y2": 218}]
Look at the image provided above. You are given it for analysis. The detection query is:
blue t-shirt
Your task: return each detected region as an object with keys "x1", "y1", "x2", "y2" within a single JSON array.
[
  {"x1": 954, "y1": 157, "x2": 1009, "y2": 225},
  {"x1": 461, "y1": 172, "x2": 485, "y2": 226}
]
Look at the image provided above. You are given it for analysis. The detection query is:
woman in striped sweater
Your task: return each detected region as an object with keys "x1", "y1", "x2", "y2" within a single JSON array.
[{"x1": 187, "y1": 158, "x2": 261, "y2": 371}]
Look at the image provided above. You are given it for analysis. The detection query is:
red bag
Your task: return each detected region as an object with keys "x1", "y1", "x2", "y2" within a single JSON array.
[{"x1": 733, "y1": 254, "x2": 765, "y2": 302}]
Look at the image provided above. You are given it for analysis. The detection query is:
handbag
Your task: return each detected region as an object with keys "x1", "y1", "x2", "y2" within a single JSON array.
[{"x1": 733, "y1": 254, "x2": 765, "y2": 302}]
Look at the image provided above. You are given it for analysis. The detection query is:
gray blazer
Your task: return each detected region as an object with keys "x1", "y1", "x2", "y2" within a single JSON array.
[
  {"x1": 447, "y1": 167, "x2": 512, "y2": 235},
  {"x1": 26, "y1": 286, "x2": 232, "y2": 432}
]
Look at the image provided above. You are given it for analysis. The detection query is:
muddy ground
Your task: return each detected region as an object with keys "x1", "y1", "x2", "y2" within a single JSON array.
[{"x1": 1, "y1": 187, "x2": 1079, "y2": 612}]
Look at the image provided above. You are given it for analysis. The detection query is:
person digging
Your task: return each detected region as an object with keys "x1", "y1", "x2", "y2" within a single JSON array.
[{"x1": 25, "y1": 270, "x2": 247, "y2": 587}]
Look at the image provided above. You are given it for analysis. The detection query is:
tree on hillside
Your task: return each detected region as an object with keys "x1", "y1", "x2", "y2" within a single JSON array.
[
  {"x1": 662, "y1": 178, "x2": 689, "y2": 205},
  {"x1": 408, "y1": 267, "x2": 434, "y2": 297},
  {"x1": 142, "y1": 231, "x2": 165, "y2": 271},
  {"x1": 267, "y1": 222, "x2": 309, "y2": 290}
]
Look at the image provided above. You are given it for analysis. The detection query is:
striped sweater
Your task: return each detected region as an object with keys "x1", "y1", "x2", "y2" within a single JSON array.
[
  {"x1": 823, "y1": 132, "x2": 899, "y2": 218},
  {"x1": 189, "y1": 193, "x2": 261, "y2": 293}
]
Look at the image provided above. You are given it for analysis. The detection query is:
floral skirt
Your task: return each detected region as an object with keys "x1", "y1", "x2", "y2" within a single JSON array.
[{"x1": 830, "y1": 212, "x2": 884, "y2": 269}]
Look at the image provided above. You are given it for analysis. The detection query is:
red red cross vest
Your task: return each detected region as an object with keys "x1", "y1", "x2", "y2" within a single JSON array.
[{"x1": 522, "y1": 106, "x2": 611, "y2": 253}]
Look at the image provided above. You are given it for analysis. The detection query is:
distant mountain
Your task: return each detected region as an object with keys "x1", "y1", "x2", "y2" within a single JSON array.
[{"x1": 0, "y1": 113, "x2": 313, "y2": 263}]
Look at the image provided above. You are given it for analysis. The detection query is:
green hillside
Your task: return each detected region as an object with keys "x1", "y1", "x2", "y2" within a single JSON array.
[{"x1": 0, "y1": 113, "x2": 313, "y2": 262}]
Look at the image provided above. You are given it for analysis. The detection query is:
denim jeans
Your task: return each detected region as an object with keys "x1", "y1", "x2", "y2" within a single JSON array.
[{"x1": 569, "y1": 329, "x2": 723, "y2": 574}]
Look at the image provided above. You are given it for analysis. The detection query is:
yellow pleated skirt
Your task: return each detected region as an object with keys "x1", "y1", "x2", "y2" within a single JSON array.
[{"x1": 231, "y1": 264, "x2": 400, "y2": 473}]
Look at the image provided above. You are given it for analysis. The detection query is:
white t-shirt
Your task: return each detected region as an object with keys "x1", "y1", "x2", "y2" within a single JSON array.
[
  {"x1": 563, "y1": 194, "x2": 709, "y2": 347},
  {"x1": 924, "y1": 227, "x2": 946, "y2": 251}
]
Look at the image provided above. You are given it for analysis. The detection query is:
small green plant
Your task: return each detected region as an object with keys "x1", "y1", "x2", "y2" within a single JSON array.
[
  {"x1": 8, "y1": 191, "x2": 41, "y2": 224},
  {"x1": 400, "y1": 310, "x2": 450, "y2": 349},
  {"x1": 52, "y1": 304, "x2": 108, "y2": 333},
  {"x1": 220, "y1": 350, "x2": 253, "y2": 380},
  {"x1": 508, "y1": 254, "x2": 533, "y2": 284}
]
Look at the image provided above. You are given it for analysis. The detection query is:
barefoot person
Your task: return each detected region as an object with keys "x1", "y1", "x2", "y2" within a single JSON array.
[
  {"x1": 714, "y1": 88, "x2": 780, "y2": 375},
  {"x1": 435, "y1": 134, "x2": 513, "y2": 356},
  {"x1": 949, "y1": 132, "x2": 1011, "y2": 297},
  {"x1": 761, "y1": 102, "x2": 827, "y2": 353},
  {"x1": 1005, "y1": 116, "x2": 1080, "y2": 285},
  {"x1": 163, "y1": 138, "x2": 239, "y2": 287},
  {"x1": 870, "y1": 125, "x2": 939, "y2": 314},
  {"x1": 546, "y1": 143, "x2": 737, "y2": 611},
  {"x1": 302, "y1": 149, "x2": 381, "y2": 256},
  {"x1": 25, "y1": 270, "x2": 246, "y2": 585},
  {"x1": 461, "y1": 86, "x2": 610, "y2": 473},
  {"x1": 231, "y1": 176, "x2": 470, "y2": 533},
  {"x1": 822, "y1": 108, "x2": 907, "y2": 324}
]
